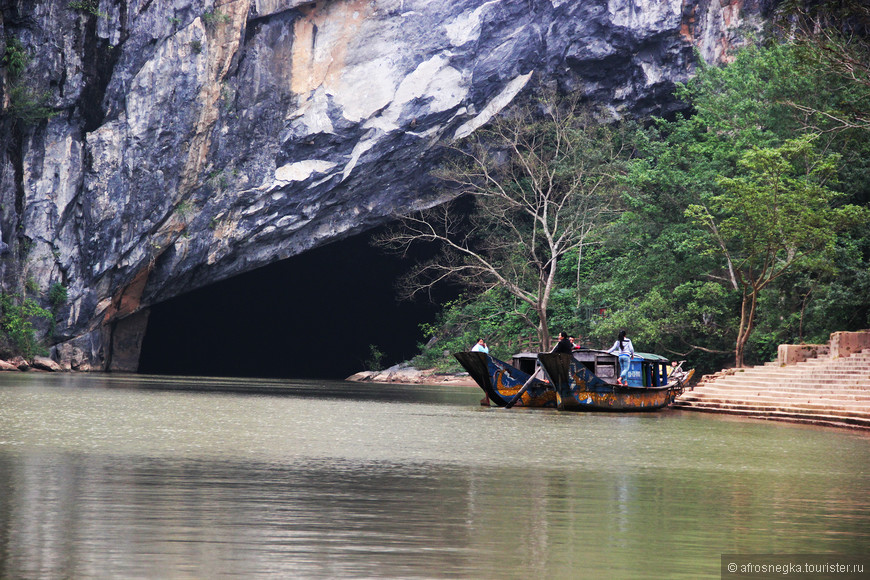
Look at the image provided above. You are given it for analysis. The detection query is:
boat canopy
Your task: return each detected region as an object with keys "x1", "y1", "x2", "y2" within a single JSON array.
[{"x1": 635, "y1": 352, "x2": 669, "y2": 362}]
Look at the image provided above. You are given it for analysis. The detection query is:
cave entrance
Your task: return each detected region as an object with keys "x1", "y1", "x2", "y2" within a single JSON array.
[{"x1": 138, "y1": 228, "x2": 452, "y2": 380}]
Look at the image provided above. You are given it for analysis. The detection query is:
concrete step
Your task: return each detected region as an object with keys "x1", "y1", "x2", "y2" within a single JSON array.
[
  {"x1": 697, "y1": 381, "x2": 870, "y2": 392},
  {"x1": 700, "y1": 374, "x2": 870, "y2": 386},
  {"x1": 745, "y1": 368, "x2": 870, "y2": 376},
  {"x1": 715, "y1": 368, "x2": 870, "y2": 378},
  {"x1": 700, "y1": 373, "x2": 870, "y2": 382},
  {"x1": 680, "y1": 392, "x2": 870, "y2": 404},
  {"x1": 683, "y1": 386, "x2": 870, "y2": 397},
  {"x1": 672, "y1": 403, "x2": 870, "y2": 429},
  {"x1": 673, "y1": 399, "x2": 870, "y2": 418},
  {"x1": 689, "y1": 382, "x2": 870, "y2": 391},
  {"x1": 677, "y1": 346, "x2": 870, "y2": 429},
  {"x1": 678, "y1": 388, "x2": 870, "y2": 403},
  {"x1": 676, "y1": 396, "x2": 870, "y2": 414}
]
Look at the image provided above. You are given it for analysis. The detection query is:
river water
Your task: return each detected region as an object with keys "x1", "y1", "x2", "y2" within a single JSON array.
[{"x1": 0, "y1": 373, "x2": 868, "y2": 579}]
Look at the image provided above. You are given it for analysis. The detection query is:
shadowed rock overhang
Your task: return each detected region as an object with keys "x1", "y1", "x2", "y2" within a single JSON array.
[{"x1": 0, "y1": 0, "x2": 766, "y2": 370}]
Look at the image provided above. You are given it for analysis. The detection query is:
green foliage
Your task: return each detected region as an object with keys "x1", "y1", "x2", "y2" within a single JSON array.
[
  {"x1": 5, "y1": 84, "x2": 57, "y2": 125},
  {"x1": 202, "y1": 10, "x2": 230, "y2": 29},
  {"x1": 68, "y1": 0, "x2": 108, "y2": 18},
  {"x1": 397, "y1": 41, "x2": 870, "y2": 374},
  {"x1": 3, "y1": 37, "x2": 28, "y2": 79},
  {"x1": 48, "y1": 283, "x2": 68, "y2": 310},
  {"x1": 414, "y1": 291, "x2": 535, "y2": 371},
  {"x1": 189, "y1": 40, "x2": 203, "y2": 54},
  {"x1": 364, "y1": 344, "x2": 385, "y2": 372},
  {"x1": 688, "y1": 134, "x2": 851, "y2": 272},
  {"x1": 175, "y1": 200, "x2": 194, "y2": 220},
  {"x1": 0, "y1": 293, "x2": 52, "y2": 360}
]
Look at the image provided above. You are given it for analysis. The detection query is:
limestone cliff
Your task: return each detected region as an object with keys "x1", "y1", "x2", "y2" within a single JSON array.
[{"x1": 0, "y1": 0, "x2": 764, "y2": 370}]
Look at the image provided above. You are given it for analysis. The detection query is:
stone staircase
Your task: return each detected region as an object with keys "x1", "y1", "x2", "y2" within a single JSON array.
[{"x1": 673, "y1": 348, "x2": 870, "y2": 430}]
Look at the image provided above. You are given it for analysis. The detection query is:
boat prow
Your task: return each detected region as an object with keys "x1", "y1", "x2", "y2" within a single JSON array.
[{"x1": 453, "y1": 351, "x2": 557, "y2": 408}]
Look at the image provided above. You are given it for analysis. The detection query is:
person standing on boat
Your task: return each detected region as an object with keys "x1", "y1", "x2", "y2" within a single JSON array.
[
  {"x1": 552, "y1": 332, "x2": 574, "y2": 354},
  {"x1": 471, "y1": 339, "x2": 491, "y2": 406},
  {"x1": 607, "y1": 330, "x2": 634, "y2": 386},
  {"x1": 471, "y1": 338, "x2": 489, "y2": 353}
]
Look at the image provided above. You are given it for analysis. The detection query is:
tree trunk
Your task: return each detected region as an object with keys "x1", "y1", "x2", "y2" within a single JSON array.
[
  {"x1": 734, "y1": 288, "x2": 758, "y2": 368},
  {"x1": 538, "y1": 308, "x2": 551, "y2": 352}
]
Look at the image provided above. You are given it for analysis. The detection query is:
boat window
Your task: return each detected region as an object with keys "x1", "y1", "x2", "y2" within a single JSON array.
[
  {"x1": 596, "y1": 362, "x2": 616, "y2": 378},
  {"x1": 512, "y1": 357, "x2": 537, "y2": 375}
]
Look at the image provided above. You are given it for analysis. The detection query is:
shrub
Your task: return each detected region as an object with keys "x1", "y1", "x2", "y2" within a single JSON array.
[
  {"x1": 5, "y1": 84, "x2": 57, "y2": 125},
  {"x1": 0, "y1": 293, "x2": 52, "y2": 359},
  {"x1": 48, "y1": 283, "x2": 68, "y2": 310},
  {"x1": 68, "y1": 0, "x2": 108, "y2": 18},
  {"x1": 3, "y1": 37, "x2": 28, "y2": 78},
  {"x1": 364, "y1": 344, "x2": 385, "y2": 371},
  {"x1": 201, "y1": 10, "x2": 230, "y2": 29}
]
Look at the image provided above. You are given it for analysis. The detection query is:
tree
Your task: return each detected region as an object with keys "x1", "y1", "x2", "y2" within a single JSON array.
[
  {"x1": 585, "y1": 42, "x2": 869, "y2": 372},
  {"x1": 377, "y1": 94, "x2": 628, "y2": 351},
  {"x1": 774, "y1": 0, "x2": 870, "y2": 133},
  {"x1": 686, "y1": 134, "x2": 866, "y2": 367}
]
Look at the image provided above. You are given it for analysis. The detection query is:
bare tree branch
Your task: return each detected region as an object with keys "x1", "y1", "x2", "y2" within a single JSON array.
[{"x1": 376, "y1": 93, "x2": 628, "y2": 350}]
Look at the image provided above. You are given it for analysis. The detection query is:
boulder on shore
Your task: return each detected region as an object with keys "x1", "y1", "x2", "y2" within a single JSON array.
[
  {"x1": 32, "y1": 356, "x2": 63, "y2": 372},
  {"x1": 0, "y1": 355, "x2": 66, "y2": 372},
  {"x1": 347, "y1": 363, "x2": 476, "y2": 387},
  {"x1": 0, "y1": 359, "x2": 18, "y2": 371}
]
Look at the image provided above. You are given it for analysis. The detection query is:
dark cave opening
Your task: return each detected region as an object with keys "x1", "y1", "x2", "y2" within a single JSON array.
[{"x1": 138, "y1": 228, "x2": 454, "y2": 380}]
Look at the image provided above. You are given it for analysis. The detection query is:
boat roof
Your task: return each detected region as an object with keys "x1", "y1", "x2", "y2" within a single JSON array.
[
  {"x1": 635, "y1": 352, "x2": 669, "y2": 361},
  {"x1": 512, "y1": 350, "x2": 670, "y2": 361}
]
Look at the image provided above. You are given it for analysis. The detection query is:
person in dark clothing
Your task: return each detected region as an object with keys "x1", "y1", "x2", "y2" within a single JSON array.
[{"x1": 552, "y1": 332, "x2": 574, "y2": 354}]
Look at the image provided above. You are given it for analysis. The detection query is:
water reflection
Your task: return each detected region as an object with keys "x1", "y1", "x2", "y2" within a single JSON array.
[{"x1": 1, "y1": 374, "x2": 868, "y2": 579}]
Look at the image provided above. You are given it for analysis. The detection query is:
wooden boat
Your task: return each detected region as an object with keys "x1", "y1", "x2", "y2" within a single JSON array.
[
  {"x1": 454, "y1": 349, "x2": 693, "y2": 411},
  {"x1": 452, "y1": 351, "x2": 557, "y2": 408},
  {"x1": 537, "y1": 351, "x2": 689, "y2": 411}
]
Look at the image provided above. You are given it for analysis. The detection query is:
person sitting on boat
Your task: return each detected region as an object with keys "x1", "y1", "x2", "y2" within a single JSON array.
[
  {"x1": 552, "y1": 332, "x2": 574, "y2": 354},
  {"x1": 471, "y1": 338, "x2": 489, "y2": 354},
  {"x1": 606, "y1": 330, "x2": 634, "y2": 386}
]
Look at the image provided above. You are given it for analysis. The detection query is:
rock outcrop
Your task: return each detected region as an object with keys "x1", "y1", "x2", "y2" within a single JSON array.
[{"x1": 0, "y1": 0, "x2": 765, "y2": 370}]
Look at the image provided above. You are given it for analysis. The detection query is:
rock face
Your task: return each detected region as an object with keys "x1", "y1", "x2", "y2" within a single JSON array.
[{"x1": 0, "y1": 0, "x2": 765, "y2": 370}]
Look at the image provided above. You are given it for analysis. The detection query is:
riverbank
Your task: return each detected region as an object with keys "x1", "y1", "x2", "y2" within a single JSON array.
[{"x1": 346, "y1": 363, "x2": 477, "y2": 387}]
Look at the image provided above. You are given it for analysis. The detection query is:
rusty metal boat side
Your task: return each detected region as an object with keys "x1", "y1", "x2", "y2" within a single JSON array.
[{"x1": 537, "y1": 352, "x2": 680, "y2": 411}]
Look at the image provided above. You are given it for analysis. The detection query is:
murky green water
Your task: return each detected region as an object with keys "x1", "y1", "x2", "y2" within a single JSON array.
[{"x1": 0, "y1": 373, "x2": 868, "y2": 579}]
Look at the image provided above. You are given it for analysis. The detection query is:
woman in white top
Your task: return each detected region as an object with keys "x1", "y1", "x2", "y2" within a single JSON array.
[{"x1": 607, "y1": 330, "x2": 634, "y2": 386}]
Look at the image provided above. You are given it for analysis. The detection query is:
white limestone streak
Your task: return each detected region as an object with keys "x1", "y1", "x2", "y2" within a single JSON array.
[
  {"x1": 273, "y1": 160, "x2": 338, "y2": 185},
  {"x1": 363, "y1": 54, "x2": 467, "y2": 133},
  {"x1": 608, "y1": 0, "x2": 682, "y2": 32},
  {"x1": 445, "y1": 0, "x2": 504, "y2": 47},
  {"x1": 332, "y1": 56, "x2": 399, "y2": 123},
  {"x1": 342, "y1": 138, "x2": 378, "y2": 182},
  {"x1": 453, "y1": 71, "x2": 534, "y2": 139},
  {"x1": 345, "y1": 55, "x2": 468, "y2": 180}
]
